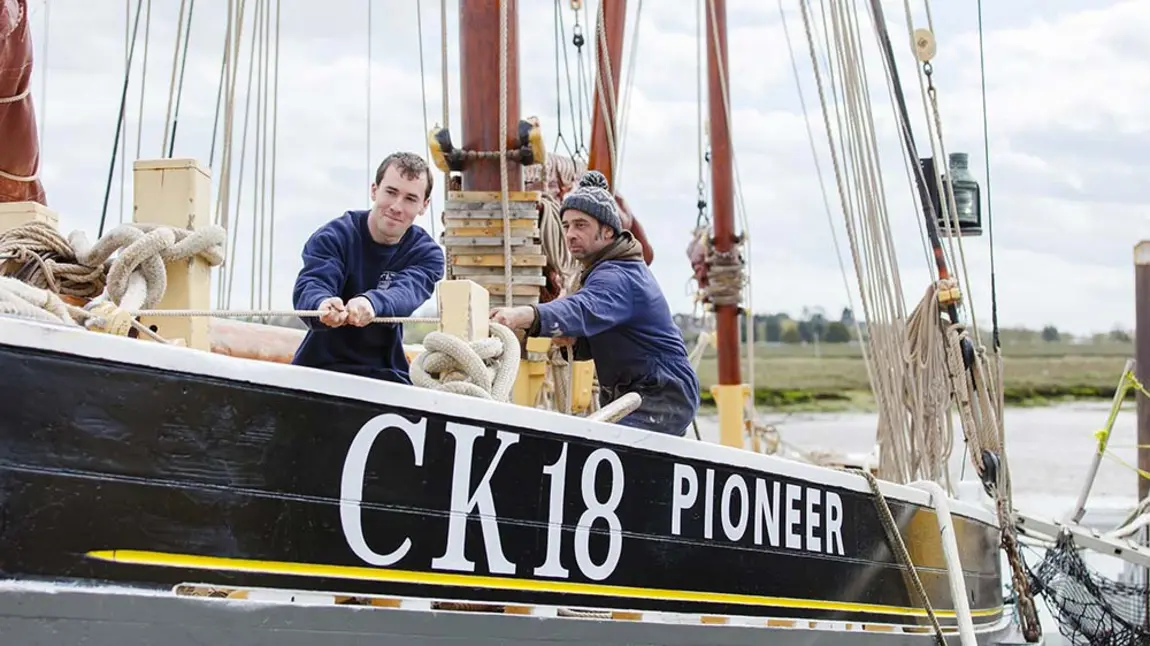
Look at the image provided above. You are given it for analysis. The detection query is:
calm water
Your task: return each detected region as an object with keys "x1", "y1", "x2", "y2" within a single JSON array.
[
  {"x1": 694, "y1": 400, "x2": 1141, "y2": 509},
  {"x1": 695, "y1": 402, "x2": 1145, "y2": 645}
]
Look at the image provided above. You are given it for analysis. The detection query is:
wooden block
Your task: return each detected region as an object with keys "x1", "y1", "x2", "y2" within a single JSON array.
[
  {"x1": 451, "y1": 265, "x2": 546, "y2": 277},
  {"x1": 442, "y1": 236, "x2": 535, "y2": 247},
  {"x1": 443, "y1": 209, "x2": 539, "y2": 221},
  {"x1": 444, "y1": 216, "x2": 537, "y2": 228},
  {"x1": 444, "y1": 223, "x2": 540, "y2": 237},
  {"x1": 0, "y1": 203, "x2": 62, "y2": 277},
  {"x1": 451, "y1": 254, "x2": 547, "y2": 268},
  {"x1": 456, "y1": 274, "x2": 547, "y2": 287},
  {"x1": 133, "y1": 158, "x2": 212, "y2": 351},
  {"x1": 447, "y1": 244, "x2": 543, "y2": 256},
  {"x1": 477, "y1": 284, "x2": 541, "y2": 296},
  {"x1": 447, "y1": 190, "x2": 540, "y2": 203},
  {"x1": 0, "y1": 202, "x2": 59, "y2": 232},
  {"x1": 436, "y1": 280, "x2": 489, "y2": 341}
]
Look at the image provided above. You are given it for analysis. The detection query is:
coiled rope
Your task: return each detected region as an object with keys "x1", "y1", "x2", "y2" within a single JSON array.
[
  {"x1": 410, "y1": 322, "x2": 521, "y2": 401},
  {"x1": 0, "y1": 219, "x2": 226, "y2": 312}
]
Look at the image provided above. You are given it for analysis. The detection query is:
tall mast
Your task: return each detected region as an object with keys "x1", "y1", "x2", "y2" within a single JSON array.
[
  {"x1": 706, "y1": 0, "x2": 739, "y2": 390},
  {"x1": 586, "y1": 0, "x2": 626, "y2": 186},
  {"x1": 459, "y1": 0, "x2": 521, "y2": 192}
]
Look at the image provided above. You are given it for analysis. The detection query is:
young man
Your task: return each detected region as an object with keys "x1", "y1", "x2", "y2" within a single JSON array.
[
  {"x1": 291, "y1": 151, "x2": 444, "y2": 384},
  {"x1": 491, "y1": 171, "x2": 700, "y2": 436}
]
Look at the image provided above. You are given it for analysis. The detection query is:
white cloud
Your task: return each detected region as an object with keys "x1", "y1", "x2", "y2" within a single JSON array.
[{"x1": 17, "y1": 0, "x2": 1150, "y2": 336}]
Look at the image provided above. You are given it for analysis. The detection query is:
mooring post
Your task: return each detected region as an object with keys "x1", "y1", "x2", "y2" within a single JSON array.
[
  {"x1": 0, "y1": 203, "x2": 59, "y2": 277},
  {"x1": 1137, "y1": 242, "x2": 1150, "y2": 503},
  {"x1": 1141, "y1": 242, "x2": 1150, "y2": 641},
  {"x1": 133, "y1": 158, "x2": 213, "y2": 350}
]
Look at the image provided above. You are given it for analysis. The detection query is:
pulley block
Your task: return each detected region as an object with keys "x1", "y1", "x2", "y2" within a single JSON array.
[{"x1": 427, "y1": 119, "x2": 546, "y2": 175}]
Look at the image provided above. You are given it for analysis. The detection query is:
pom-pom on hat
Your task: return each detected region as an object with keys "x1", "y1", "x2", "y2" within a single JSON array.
[{"x1": 559, "y1": 170, "x2": 622, "y2": 235}]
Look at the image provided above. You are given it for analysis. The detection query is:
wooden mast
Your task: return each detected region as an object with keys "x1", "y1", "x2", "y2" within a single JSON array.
[
  {"x1": 459, "y1": 0, "x2": 521, "y2": 192},
  {"x1": 706, "y1": 0, "x2": 745, "y2": 448},
  {"x1": 586, "y1": 0, "x2": 626, "y2": 187}
]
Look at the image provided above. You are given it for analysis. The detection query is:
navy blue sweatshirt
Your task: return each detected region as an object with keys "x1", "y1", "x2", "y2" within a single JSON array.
[
  {"x1": 291, "y1": 210, "x2": 444, "y2": 384},
  {"x1": 534, "y1": 259, "x2": 700, "y2": 435}
]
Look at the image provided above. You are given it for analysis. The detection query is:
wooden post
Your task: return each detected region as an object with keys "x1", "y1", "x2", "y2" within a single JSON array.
[
  {"x1": 587, "y1": 0, "x2": 627, "y2": 186},
  {"x1": 436, "y1": 279, "x2": 490, "y2": 341},
  {"x1": 132, "y1": 158, "x2": 212, "y2": 350},
  {"x1": 0, "y1": 202, "x2": 58, "y2": 231},
  {"x1": 0, "y1": 203, "x2": 60, "y2": 278},
  {"x1": 706, "y1": 0, "x2": 746, "y2": 449},
  {"x1": 459, "y1": 0, "x2": 521, "y2": 192},
  {"x1": 1136, "y1": 241, "x2": 1150, "y2": 502}
]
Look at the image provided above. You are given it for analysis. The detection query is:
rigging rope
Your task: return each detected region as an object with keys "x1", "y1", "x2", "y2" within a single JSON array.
[
  {"x1": 133, "y1": 0, "x2": 151, "y2": 160},
  {"x1": 798, "y1": 0, "x2": 952, "y2": 486},
  {"x1": 592, "y1": 0, "x2": 619, "y2": 192},
  {"x1": 97, "y1": 0, "x2": 145, "y2": 238},
  {"x1": 166, "y1": 0, "x2": 196, "y2": 156},
  {"x1": 214, "y1": 0, "x2": 248, "y2": 308},
  {"x1": 161, "y1": 0, "x2": 189, "y2": 157},
  {"x1": 498, "y1": 0, "x2": 513, "y2": 307},
  {"x1": 414, "y1": 0, "x2": 437, "y2": 241},
  {"x1": 223, "y1": 0, "x2": 263, "y2": 310}
]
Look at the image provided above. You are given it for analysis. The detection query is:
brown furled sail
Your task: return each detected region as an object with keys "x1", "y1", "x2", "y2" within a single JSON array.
[{"x1": 0, "y1": 0, "x2": 45, "y2": 205}]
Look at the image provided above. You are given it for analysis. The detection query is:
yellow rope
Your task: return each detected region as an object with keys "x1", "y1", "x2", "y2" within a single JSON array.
[{"x1": 1088, "y1": 369, "x2": 1150, "y2": 479}]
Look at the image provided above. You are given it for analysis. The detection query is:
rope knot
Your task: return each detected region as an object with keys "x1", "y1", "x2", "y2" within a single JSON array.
[{"x1": 410, "y1": 323, "x2": 521, "y2": 401}]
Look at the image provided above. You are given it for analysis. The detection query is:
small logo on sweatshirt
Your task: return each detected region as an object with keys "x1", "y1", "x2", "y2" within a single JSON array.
[{"x1": 377, "y1": 271, "x2": 397, "y2": 291}]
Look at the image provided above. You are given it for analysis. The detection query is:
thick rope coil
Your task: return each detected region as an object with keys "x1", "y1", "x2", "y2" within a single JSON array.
[
  {"x1": 410, "y1": 323, "x2": 521, "y2": 401},
  {"x1": 0, "y1": 275, "x2": 78, "y2": 326},
  {"x1": 0, "y1": 221, "x2": 108, "y2": 298},
  {"x1": 701, "y1": 241, "x2": 745, "y2": 308},
  {"x1": 71, "y1": 222, "x2": 226, "y2": 311},
  {"x1": 0, "y1": 221, "x2": 226, "y2": 315}
]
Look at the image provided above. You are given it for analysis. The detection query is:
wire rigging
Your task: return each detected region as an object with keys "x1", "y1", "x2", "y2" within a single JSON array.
[{"x1": 97, "y1": 0, "x2": 146, "y2": 238}]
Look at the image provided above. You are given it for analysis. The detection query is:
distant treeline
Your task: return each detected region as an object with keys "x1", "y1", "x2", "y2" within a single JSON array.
[{"x1": 672, "y1": 308, "x2": 1134, "y2": 347}]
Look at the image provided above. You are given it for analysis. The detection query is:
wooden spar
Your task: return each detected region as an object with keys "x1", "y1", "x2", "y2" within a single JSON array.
[
  {"x1": 0, "y1": 0, "x2": 47, "y2": 205},
  {"x1": 587, "y1": 0, "x2": 626, "y2": 187},
  {"x1": 706, "y1": 0, "x2": 739, "y2": 387},
  {"x1": 459, "y1": 0, "x2": 521, "y2": 192}
]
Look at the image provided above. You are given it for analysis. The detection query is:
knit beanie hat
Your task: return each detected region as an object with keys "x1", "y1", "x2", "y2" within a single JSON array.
[{"x1": 559, "y1": 171, "x2": 622, "y2": 235}]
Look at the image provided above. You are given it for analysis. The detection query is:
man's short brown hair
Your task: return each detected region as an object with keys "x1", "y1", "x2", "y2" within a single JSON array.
[{"x1": 374, "y1": 152, "x2": 433, "y2": 200}]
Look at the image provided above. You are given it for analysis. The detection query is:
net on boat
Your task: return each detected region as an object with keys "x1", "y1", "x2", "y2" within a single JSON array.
[{"x1": 1028, "y1": 532, "x2": 1150, "y2": 646}]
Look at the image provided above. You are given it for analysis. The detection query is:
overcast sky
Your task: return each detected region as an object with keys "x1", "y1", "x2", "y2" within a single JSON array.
[{"x1": 20, "y1": 0, "x2": 1150, "y2": 336}]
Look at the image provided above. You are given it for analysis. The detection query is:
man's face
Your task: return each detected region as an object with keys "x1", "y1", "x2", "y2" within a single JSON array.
[
  {"x1": 562, "y1": 210, "x2": 613, "y2": 260},
  {"x1": 368, "y1": 166, "x2": 429, "y2": 242}
]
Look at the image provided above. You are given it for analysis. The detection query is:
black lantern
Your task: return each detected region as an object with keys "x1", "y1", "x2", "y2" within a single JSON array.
[{"x1": 920, "y1": 153, "x2": 982, "y2": 237}]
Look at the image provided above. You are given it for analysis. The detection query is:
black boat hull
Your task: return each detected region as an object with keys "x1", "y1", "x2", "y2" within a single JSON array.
[{"x1": 0, "y1": 316, "x2": 1007, "y2": 635}]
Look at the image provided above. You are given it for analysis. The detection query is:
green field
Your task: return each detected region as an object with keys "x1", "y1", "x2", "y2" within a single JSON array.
[
  {"x1": 404, "y1": 322, "x2": 1135, "y2": 411},
  {"x1": 690, "y1": 341, "x2": 1134, "y2": 411}
]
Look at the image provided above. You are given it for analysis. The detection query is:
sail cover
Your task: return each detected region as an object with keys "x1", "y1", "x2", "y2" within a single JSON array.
[{"x1": 0, "y1": 0, "x2": 46, "y2": 205}]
